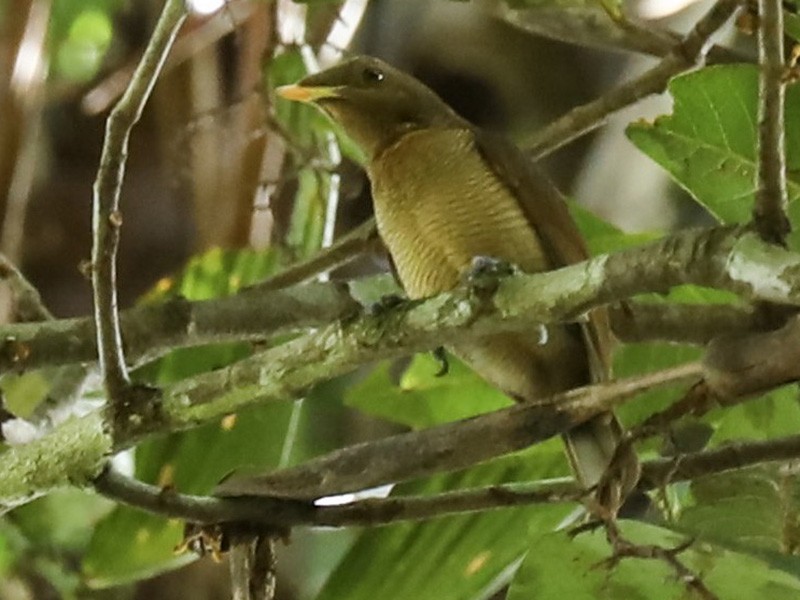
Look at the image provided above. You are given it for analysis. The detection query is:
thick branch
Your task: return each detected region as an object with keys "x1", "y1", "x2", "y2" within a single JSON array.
[
  {"x1": 0, "y1": 281, "x2": 360, "y2": 372},
  {"x1": 753, "y1": 0, "x2": 790, "y2": 243},
  {"x1": 0, "y1": 289, "x2": 758, "y2": 374},
  {"x1": 5, "y1": 227, "x2": 800, "y2": 508},
  {"x1": 90, "y1": 0, "x2": 186, "y2": 400},
  {"x1": 214, "y1": 363, "x2": 702, "y2": 499}
]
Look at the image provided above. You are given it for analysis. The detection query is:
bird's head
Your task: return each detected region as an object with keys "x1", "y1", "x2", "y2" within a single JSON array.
[{"x1": 276, "y1": 56, "x2": 465, "y2": 159}]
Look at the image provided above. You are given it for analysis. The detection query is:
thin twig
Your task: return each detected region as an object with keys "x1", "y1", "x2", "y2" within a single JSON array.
[
  {"x1": 603, "y1": 523, "x2": 719, "y2": 600},
  {"x1": 500, "y1": 6, "x2": 744, "y2": 64},
  {"x1": 753, "y1": 0, "x2": 790, "y2": 244},
  {"x1": 524, "y1": 0, "x2": 741, "y2": 158},
  {"x1": 229, "y1": 532, "x2": 279, "y2": 600},
  {"x1": 254, "y1": 218, "x2": 381, "y2": 291},
  {"x1": 0, "y1": 252, "x2": 52, "y2": 322},
  {"x1": 90, "y1": 0, "x2": 186, "y2": 400},
  {"x1": 94, "y1": 431, "x2": 800, "y2": 528}
]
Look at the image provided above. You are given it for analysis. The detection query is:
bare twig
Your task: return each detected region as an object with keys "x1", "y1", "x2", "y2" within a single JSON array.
[
  {"x1": 229, "y1": 532, "x2": 279, "y2": 600},
  {"x1": 603, "y1": 523, "x2": 718, "y2": 600},
  {"x1": 254, "y1": 218, "x2": 381, "y2": 292},
  {"x1": 0, "y1": 289, "x2": 759, "y2": 374},
  {"x1": 0, "y1": 252, "x2": 52, "y2": 322},
  {"x1": 753, "y1": 0, "x2": 790, "y2": 244},
  {"x1": 94, "y1": 431, "x2": 800, "y2": 528},
  {"x1": 500, "y1": 6, "x2": 743, "y2": 64},
  {"x1": 524, "y1": 0, "x2": 741, "y2": 158},
  {"x1": 91, "y1": 0, "x2": 187, "y2": 400},
  {"x1": 642, "y1": 433, "x2": 800, "y2": 486},
  {"x1": 0, "y1": 280, "x2": 360, "y2": 372}
]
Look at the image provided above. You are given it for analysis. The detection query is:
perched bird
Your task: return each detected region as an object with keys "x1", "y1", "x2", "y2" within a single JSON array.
[{"x1": 277, "y1": 56, "x2": 639, "y2": 510}]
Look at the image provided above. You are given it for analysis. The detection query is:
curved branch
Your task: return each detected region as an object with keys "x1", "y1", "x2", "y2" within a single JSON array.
[{"x1": 90, "y1": 0, "x2": 186, "y2": 400}]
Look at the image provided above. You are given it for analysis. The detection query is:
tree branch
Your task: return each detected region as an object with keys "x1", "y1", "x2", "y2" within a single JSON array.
[
  {"x1": 753, "y1": 0, "x2": 790, "y2": 244},
  {"x1": 523, "y1": 0, "x2": 740, "y2": 158},
  {"x1": 499, "y1": 6, "x2": 744, "y2": 64},
  {"x1": 0, "y1": 252, "x2": 52, "y2": 322},
  {"x1": 93, "y1": 432, "x2": 800, "y2": 528},
  {"x1": 253, "y1": 218, "x2": 381, "y2": 292},
  {"x1": 5, "y1": 227, "x2": 800, "y2": 508},
  {"x1": 90, "y1": 0, "x2": 186, "y2": 401},
  {"x1": 608, "y1": 302, "x2": 759, "y2": 345},
  {"x1": 0, "y1": 280, "x2": 361, "y2": 372}
]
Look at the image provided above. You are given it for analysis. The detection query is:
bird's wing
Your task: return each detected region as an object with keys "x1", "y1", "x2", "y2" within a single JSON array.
[{"x1": 472, "y1": 129, "x2": 613, "y2": 381}]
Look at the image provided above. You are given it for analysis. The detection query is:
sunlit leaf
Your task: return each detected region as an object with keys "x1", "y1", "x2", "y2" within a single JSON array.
[{"x1": 627, "y1": 65, "x2": 800, "y2": 247}]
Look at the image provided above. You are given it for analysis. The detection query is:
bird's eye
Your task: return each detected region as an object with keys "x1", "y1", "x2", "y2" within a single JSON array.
[{"x1": 362, "y1": 67, "x2": 384, "y2": 84}]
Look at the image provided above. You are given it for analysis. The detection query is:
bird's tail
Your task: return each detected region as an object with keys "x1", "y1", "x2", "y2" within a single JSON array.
[{"x1": 563, "y1": 410, "x2": 642, "y2": 516}]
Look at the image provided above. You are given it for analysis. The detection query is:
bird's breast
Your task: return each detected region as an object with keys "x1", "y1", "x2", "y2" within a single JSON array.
[{"x1": 369, "y1": 128, "x2": 548, "y2": 300}]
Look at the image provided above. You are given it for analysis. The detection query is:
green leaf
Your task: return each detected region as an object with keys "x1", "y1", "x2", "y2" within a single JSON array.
[
  {"x1": 785, "y1": 11, "x2": 800, "y2": 41},
  {"x1": 710, "y1": 385, "x2": 800, "y2": 443},
  {"x1": 569, "y1": 202, "x2": 658, "y2": 255},
  {"x1": 626, "y1": 65, "x2": 800, "y2": 246},
  {"x1": 668, "y1": 463, "x2": 800, "y2": 579},
  {"x1": 83, "y1": 509, "x2": 191, "y2": 588},
  {"x1": 345, "y1": 354, "x2": 512, "y2": 429},
  {"x1": 318, "y1": 442, "x2": 571, "y2": 600},
  {"x1": 508, "y1": 520, "x2": 800, "y2": 600},
  {"x1": 612, "y1": 342, "x2": 701, "y2": 426}
]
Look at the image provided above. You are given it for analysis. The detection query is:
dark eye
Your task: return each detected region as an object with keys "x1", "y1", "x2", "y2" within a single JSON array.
[{"x1": 362, "y1": 67, "x2": 384, "y2": 84}]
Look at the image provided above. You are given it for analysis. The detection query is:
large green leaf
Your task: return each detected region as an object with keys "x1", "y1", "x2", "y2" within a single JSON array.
[
  {"x1": 345, "y1": 354, "x2": 512, "y2": 429},
  {"x1": 508, "y1": 520, "x2": 800, "y2": 599},
  {"x1": 318, "y1": 441, "x2": 571, "y2": 600},
  {"x1": 677, "y1": 465, "x2": 800, "y2": 565},
  {"x1": 627, "y1": 65, "x2": 800, "y2": 246}
]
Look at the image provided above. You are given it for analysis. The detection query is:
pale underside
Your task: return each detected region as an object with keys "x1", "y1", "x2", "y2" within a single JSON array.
[{"x1": 369, "y1": 127, "x2": 590, "y2": 400}]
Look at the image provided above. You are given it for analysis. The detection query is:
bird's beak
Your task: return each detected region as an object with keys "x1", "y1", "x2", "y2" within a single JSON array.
[{"x1": 276, "y1": 84, "x2": 341, "y2": 103}]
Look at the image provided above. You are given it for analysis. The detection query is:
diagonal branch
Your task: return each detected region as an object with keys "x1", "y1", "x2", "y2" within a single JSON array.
[
  {"x1": 90, "y1": 0, "x2": 186, "y2": 401},
  {"x1": 93, "y1": 432, "x2": 800, "y2": 528},
  {"x1": 523, "y1": 0, "x2": 741, "y2": 158}
]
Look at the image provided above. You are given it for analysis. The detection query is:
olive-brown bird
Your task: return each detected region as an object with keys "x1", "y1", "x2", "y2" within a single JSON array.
[{"x1": 277, "y1": 56, "x2": 638, "y2": 508}]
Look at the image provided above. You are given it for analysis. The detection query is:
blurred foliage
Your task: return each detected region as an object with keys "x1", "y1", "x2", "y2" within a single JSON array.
[
  {"x1": 49, "y1": 0, "x2": 123, "y2": 82},
  {"x1": 3, "y1": 1, "x2": 800, "y2": 599}
]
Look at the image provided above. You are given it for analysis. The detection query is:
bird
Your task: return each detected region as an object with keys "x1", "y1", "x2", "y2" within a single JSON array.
[{"x1": 276, "y1": 55, "x2": 640, "y2": 513}]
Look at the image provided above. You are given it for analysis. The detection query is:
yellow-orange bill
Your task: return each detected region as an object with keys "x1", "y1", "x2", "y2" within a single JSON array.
[{"x1": 275, "y1": 84, "x2": 339, "y2": 103}]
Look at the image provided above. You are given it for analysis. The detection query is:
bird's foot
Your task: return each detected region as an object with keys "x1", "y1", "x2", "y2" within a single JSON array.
[
  {"x1": 366, "y1": 293, "x2": 406, "y2": 317},
  {"x1": 431, "y1": 346, "x2": 449, "y2": 377},
  {"x1": 463, "y1": 256, "x2": 516, "y2": 294}
]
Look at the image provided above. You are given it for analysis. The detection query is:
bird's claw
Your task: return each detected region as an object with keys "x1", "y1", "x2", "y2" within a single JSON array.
[
  {"x1": 366, "y1": 293, "x2": 406, "y2": 317},
  {"x1": 431, "y1": 346, "x2": 449, "y2": 377},
  {"x1": 463, "y1": 256, "x2": 515, "y2": 293}
]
